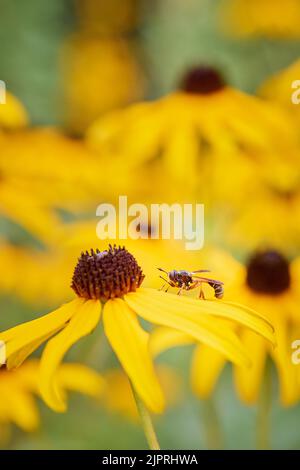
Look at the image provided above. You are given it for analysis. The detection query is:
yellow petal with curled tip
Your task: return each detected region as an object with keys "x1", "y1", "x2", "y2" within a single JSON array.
[
  {"x1": 125, "y1": 289, "x2": 250, "y2": 367},
  {"x1": 219, "y1": 300, "x2": 275, "y2": 344},
  {"x1": 103, "y1": 298, "x2": 165, "y2": 414},
  {"x1": 0, "y1": 298, "x2": 83, "y2": 369},
  {"x1": 39, "y1": 300, "x2": 101, "y2": 412},
  {"x1": 191, "y1": 344, "x2": 227, "y2": 399},
  {"x1": 129, "y1": 288, "x2": 275, "y2": 345}
]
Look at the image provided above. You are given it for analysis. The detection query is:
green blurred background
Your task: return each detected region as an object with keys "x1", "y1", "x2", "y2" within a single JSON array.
[{"x1": 1, "y1": 0, "x2": 300, "y2": 124}]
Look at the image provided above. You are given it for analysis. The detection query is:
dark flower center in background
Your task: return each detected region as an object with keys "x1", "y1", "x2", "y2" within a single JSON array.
[
  {"x1": 246, "y1": 250, "x2": 291, "y2": 295},
  {"x1": 180, "y1": 66, "x2": 225, "y2": 94},
  {"x1": 71, "y1": 245, "x2": 145, "y2": 300}
]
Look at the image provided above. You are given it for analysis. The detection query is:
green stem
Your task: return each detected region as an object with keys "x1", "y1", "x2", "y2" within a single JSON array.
[
  {"x1": 131, "y1": 384, "x2": 161, "y2": 450},
  {"x1": 257, "y1": 361, "x2": 272, "y2": 450},
  {"x1": 201, "y1": 397, "x2": 224, "y2": 449}
]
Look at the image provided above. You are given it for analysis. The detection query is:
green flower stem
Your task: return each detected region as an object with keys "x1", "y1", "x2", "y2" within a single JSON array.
[
  {"x1": 131, "y1": 384, "x2": 161, "y2": 450},
  {"x1": 257, "y1": 360, "x2": 272, "y2": 450},
  {"x1": 201, "y1": 397, "x2": 223, "y2": 449}
]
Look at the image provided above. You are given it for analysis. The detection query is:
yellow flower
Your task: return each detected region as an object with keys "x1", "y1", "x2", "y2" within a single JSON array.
[
  {"x1": 101, "y1": 365, "x2": 182, "y2": 421},
  {"x1": 58, "y1": 219, "x2": 214, "y2": 290},
  {"x1": 259, "y1": 59, "x2": 300, "y2": 122},
  {"x1": 220, "y1": 0, "x2": 300, "y2": 38},
  {"x1": 0, "y1": 232, "x2": 198, "y2": 307},
  {"x1": 62, "y1": 36, "x2": 145, "y2": 135},
  {"x1": 0, "y1": 241, "x2": 74, "y2": 307},
  {"x1": 86, "y1": 66, "x2": 300, "y2": 201},
  {"x1": 219, "y1": 60, "x2": 300, "y2": 252},
  {"x1": 224, "y1": 186, "x2": 300, "y2": 255},
  {"x1": 0, "y1": 91, "x2": 28, "y2": 131},
  {"x1": 0, "y1": 360, "x2": 104, "y2": 433},
  {"x1": 0, "y1": 245, "x2": 274, "y2": 415},
  {"x1": 151, "y1": 249, "x2": 300, "y2": 406},
  {"x1": 0, "y1": 127, "x2": 108, "y2": 243}
]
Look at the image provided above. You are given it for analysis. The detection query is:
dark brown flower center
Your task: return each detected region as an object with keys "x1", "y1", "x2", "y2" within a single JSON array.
[
  {"x1": 246, "y1": 250, "x2": 290, "y2": 295},
  {"x1": 180, "y1": 66, "x2": 225, "y2": 94},
  {"x1": 71, "y1": 245, "x2": 145, "y2": 300}
]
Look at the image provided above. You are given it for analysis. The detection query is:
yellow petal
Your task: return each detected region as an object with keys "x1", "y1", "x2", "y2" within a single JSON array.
[
  {"x1": 0, "y1": 91, "x2": 28, "y2": 130},
  {"x1": 220, "y1": 300, "x2": 275, "y2": 344},
  {"x1": 0, "y1": 298, "x2": 82, "y2": 369},
  {"x1": 270, "y1": 312, "x2": 299, "y2": 406},
  {"x1": 163, "y1": 124, "x2": 199, "y2": 190},
  {"x1": 191, "y1": 344, "x2": 226, "y2": 399},
  {"x1": 137, "y1": 289, "x2": 275, "y2": 344},
  {"x1": 103, "y1": 298, "x2": 165, "y2": 414},
  {"x1": 234, "y1": 329, "x2": 267, "y2": 404},
  {"x1": 0, "y1": 182, "x2": 61, "y2": 244},
  {"x1": 150, "y1": 326, "x2": 195, "y2": 357},
  {"x1": 7, "y1": 330, "x2": 62, "y2": 370},
  {"x1": 57, "y1": 363, "x2": 105, "y2": 398},
  {"x1": 39, "y1": 300, "x2": 101, "y2": 412},
  {"x1": 125, "y1": 289, "x2": 250, "y2": 366},
  {"x1": 0, "y1": 385, "x2": 39, "y2": 432}
]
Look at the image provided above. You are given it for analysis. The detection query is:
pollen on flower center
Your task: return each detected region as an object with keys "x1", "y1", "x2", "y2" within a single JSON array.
[
  {"x1": 246, "y1": 250, "x2": 291, "y2": 295},
  {"x1": 71, "y1": 245, "x2": 145, "y2": 300},
  {"x1": 180, "y1": 66, "x2": 225, "y2": 94}
]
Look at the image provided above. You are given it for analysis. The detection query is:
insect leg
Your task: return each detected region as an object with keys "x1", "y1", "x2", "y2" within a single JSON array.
[
  {"x1": 197, "y1": 282, "x2": 205, "y2": 299},
  {"x1": 159, "y1": 275, "x2": 173, "y2": 292}
]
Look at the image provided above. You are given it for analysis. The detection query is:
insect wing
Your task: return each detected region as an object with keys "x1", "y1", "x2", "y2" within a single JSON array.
[
  {"x1": 192, "y1": 276, "x2": 224, "y2": 285},
  {"x1": 191, "y1": 269, "x2": 211, "y2": 274}
]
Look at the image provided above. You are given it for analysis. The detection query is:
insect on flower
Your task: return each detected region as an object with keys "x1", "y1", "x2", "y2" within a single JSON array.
[{"x1": 158, "y1": 268, "x2": 224, "y2": 299}]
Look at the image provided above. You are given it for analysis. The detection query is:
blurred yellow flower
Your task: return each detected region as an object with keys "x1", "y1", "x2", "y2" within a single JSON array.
[
  {"x1": 0, "y1": 91, "x2": 28, "y2": 131},
  {"x1": 62, "y1": 35, "x2": 145, "y2": 135},
  {"x1": 0, "y1": 127, "x2": 109, "y2": 243},
  {"x1": 224, "y1": 186, "x2": 300, "y2": 255},
  {"x1": 86, "y1": 66, "x2": 300, "y2": 202},
  {"x1": 219, "y1": 60, "x2": 300, "y2": 252},
  {"x1": 75, "y1": 0, "x2": 139, "y2": 35},
  {"x1": 220, "y1": 0, "x2": 300, "y2": 38},
  {"x1": 259, "y1": 60, "x2": 300, "y2": 122},
  {"x1": 57, "y1": 219, "x2": 214, "y2": 289},
  {"x1": 151, "y1": 249, "x2": 300, "y2": 406},
  {"x1": 101, "y1": 365, "x2": 182, "y2": 421},
  {"x1": 0, "y1": 245, "x2": 274, "y2": 415},
  {"x1": 0, "y1": 241, "x2": 75, "y2": 307},
  {"x1": 0, "y1": 360, "x2": 104, "y2": 433}
]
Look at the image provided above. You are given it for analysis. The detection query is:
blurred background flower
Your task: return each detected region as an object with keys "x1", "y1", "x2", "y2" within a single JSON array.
[
  {"x1": 0, "y1": 359, "x2": 104, "y2": 445},
  {"x1": 220, "y1": 0, "x2": 300, "y2": 39},
  {"x1": 86, "y1": 65, "x2": 300, "y2": 203},
  {"x1": 62, "y1": 0, "x2": 146, "y2": 135},
  {"x1": 0, "y1": 0, "x2": 300, "y2": 450}
]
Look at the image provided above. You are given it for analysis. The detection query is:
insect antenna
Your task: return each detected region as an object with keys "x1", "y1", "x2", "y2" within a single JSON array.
[{"x1": 157, "y1": 267, "x2": 169, "y2": 275}]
